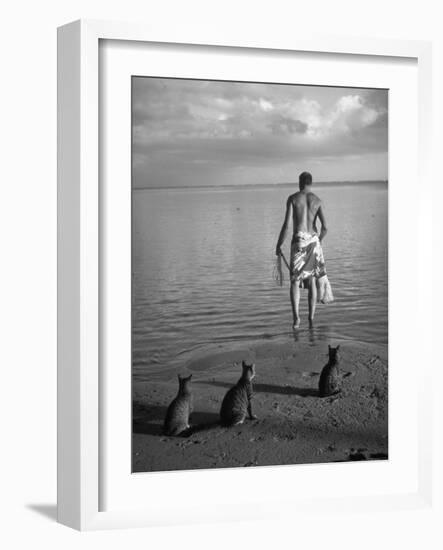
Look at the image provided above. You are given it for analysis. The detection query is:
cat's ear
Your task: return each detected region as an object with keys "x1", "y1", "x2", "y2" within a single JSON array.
[
  {"x1": 336, "y1": 345, "x2": 340, "y2": 351},
  {"x1": 177, "y1": 374, "x2": 182, "y2": 382},
  {"x1": 242, "y1": 360, "x2": 246, "y2": 367},
  {"x1": 328, "y1": 345, "x2": 331, "y2": 350},
  {"x1": 187, "y1": 374, "x2": 193, "y2": 381}
]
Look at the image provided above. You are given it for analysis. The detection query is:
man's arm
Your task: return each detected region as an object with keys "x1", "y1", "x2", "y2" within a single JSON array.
[
  {"x1": 316, "y1": 203, "x2": 328, "y2": 242},
  {"x1": 275, "y1": 197, "x2": 292, "y2": 255}
]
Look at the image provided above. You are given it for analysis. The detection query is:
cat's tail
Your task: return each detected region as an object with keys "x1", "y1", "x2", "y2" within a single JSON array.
[
  {"x1": 163, "y1": 424, "x2": 192, "y2": 437},
  {"x1": 319, "y1": 388, "x2": 341, "y2": 398},
  {"x1": 220, "y1": 413, "x2": 245, "y2": 427},
  {"x1": 162, "y1": 425, "x2": 179, "y2": 436}
]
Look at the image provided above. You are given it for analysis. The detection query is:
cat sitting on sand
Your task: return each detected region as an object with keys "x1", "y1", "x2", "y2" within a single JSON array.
[
  {"x1": 220, "y1": 361, "x2": 257, "y2": 426},
  {"x1": 319, "y1": 345, "x2": 341, "y2": 397},
  {"x1": 163, "y1": 374, "x2": 193, "y2": 436}
]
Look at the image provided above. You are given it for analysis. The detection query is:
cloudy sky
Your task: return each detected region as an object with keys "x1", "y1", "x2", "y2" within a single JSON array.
[{"x1": 132, "y1": 77, "x2": 388, "y2": 188}]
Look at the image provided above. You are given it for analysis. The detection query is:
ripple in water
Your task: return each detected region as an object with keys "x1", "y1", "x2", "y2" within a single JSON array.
[{"x1": 132, "y1": 183, "x2": 388, "y2": 380}]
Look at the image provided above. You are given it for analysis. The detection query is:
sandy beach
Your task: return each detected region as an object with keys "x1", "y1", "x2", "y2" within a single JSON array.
[{"x1": 132, "y1": 340, "x2": 388, "y2": 472}]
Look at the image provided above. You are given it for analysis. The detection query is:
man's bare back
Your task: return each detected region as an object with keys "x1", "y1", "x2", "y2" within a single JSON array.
[
  {"x1": 290, "y1": 191, "x2": 323, "y2": 237},
  {"x1": 276, "y1": 191, "x2": 327, "y2": 252}
]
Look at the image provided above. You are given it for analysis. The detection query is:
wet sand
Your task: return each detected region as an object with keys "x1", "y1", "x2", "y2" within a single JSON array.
[{"x1": 132, "y1": 341, "x2": 388, "y2": 472}]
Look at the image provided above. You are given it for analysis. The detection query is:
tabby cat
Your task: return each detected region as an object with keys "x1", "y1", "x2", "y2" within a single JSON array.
[
  {"x1": 220, "y1": 361, "x2": 257, "y2": 426},
  {"x1": 318, "y1": 345, "x2": 341, "y2": 397},
  {"x1": 163, "y1": 374, "x2": 193, "y2": 436}
]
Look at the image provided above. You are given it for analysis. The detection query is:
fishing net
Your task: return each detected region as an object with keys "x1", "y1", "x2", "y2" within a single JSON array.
[{"x1": 273, "y1": 253, "x2": 285, "y2": 286}]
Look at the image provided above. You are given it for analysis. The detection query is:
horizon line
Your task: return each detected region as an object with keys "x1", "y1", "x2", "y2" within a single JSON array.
[{"x1": 133, "y1": 179, "x2": 388, "y2": 191}]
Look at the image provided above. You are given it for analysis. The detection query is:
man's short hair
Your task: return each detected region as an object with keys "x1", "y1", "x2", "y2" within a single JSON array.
[{"x1": 299, "y1": 172, "x2": 313, "y2": 189}]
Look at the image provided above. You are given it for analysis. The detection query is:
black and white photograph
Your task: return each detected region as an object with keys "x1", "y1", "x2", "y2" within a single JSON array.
[{"x1": 131, "y1": 76, "x2": 388, "y2": 472}]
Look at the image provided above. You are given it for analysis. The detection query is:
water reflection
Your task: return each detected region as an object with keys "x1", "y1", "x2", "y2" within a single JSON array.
[{"x1": 290, "y1": 324, "x2": 333, "y2": 346}]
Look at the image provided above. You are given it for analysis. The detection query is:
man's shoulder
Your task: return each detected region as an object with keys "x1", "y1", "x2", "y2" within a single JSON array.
[
  {"x1": 288, "y1": 191, "x2": 301, "y2": 202},
  {"x1": 288, "y1": 191, "x2": 322, "y2": 206},
  {"x1": 286, "y1": 192, "x2": 298, "y2": 205},
  {"x1": 307, "y1": 192, "x2": 322, "y2": 204}
]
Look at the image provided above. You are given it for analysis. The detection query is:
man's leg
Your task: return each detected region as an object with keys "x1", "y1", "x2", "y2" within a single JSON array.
[
  {"x1": 290, "y1": 279, "x2": 301, "y2": 328},
  {"x1": 308, "y1": 277, "x2": 317, "y2": 328}
]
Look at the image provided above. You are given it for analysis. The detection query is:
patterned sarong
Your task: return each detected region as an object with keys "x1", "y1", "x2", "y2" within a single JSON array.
[{"x1": 290, "y1": 232, "x2": 334, "y2": 303}]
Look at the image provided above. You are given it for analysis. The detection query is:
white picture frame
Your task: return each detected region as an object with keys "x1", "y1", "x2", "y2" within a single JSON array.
[{"x1": 57, "y1": 19, "x2": 433, "y2": 531}]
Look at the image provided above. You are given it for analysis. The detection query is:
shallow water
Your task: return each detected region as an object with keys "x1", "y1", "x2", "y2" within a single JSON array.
[{"x1": 132, "y1": 183, "x2": 388, "y2": 381}]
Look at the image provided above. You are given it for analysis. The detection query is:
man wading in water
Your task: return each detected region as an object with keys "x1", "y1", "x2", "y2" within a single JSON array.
[{"x1": 275, "y1": 172, "x2": 328, "y2": 329}]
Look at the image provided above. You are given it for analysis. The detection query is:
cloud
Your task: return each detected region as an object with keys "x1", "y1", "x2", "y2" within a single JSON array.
[
  {"x1": 132, "y1": 78, "x2": 388, "y2": 187},
  {"x1": 268, "y1": 115, "x2": 308, "y2": 135}
]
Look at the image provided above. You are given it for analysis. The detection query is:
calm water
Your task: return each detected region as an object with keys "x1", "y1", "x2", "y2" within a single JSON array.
[{"x1": 132, "y1": 183, "x2": 388, "y2": 381}]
